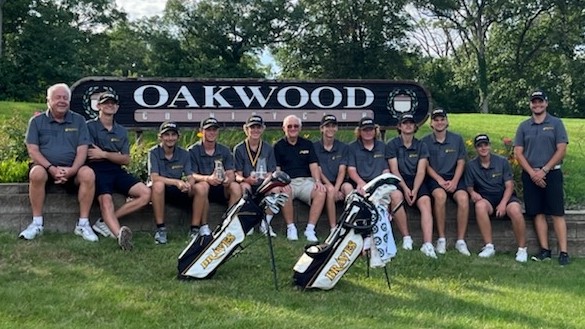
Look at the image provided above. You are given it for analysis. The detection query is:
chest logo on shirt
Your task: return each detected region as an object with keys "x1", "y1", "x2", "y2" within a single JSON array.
[
  {"x1": 444, "y1": 148, "x2": 456, "y2": 153},
  {"x1": 299, "y1": 150, "x2": 310, "y2": 155},
  {"x1": 64, "y1": 128, "x2": 78, "y2": 132},
  {"x1": 331, "y1": 155, "x2": 342, "y2": 160},
  {"x1": 171, "y1": 165, "x2": 184, "y2": 170},
  {"x1": 543, "y1": 126, "x2": 554, "y2": 131},
  {"x1": 373, "y1": 153, "x2": 384, "y2": 158},
  {"x1": 408, "y1": 153, "x2": 419, "y2": 158},
  {"x1": 110, "y1": 137, "x2": 121, "y2": 142},
  {"x1": 492, "y1": 172, "x2": 502, "y2": 178}
]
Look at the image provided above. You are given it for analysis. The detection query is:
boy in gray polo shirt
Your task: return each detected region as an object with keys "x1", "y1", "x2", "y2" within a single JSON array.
[
  {"x1": 188, "y1": 117, "x2": 241, "y2": 239},
  {"x1": 20, "y1": 83, "x2": 97, "y2": 242},
  {"x1": 465, "y1": 134, "x2": 527, "y2": 262},
  {"x1": 422, "y1": 108, "x2": 470, "y2": 256},
  {"x1": 148, "y1": 121, "x2": 195, "y2": 244},
  {"x1": 87, "y1": 93, "x2": 151, "y2": 251}
]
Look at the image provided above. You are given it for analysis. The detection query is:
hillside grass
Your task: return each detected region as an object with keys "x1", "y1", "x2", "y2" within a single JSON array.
[{"x1": 1, "y1": 101, "x2": 584, "y2": 207}]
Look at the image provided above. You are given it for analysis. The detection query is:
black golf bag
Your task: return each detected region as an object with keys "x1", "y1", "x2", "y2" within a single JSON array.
[
  {"x1": 292, "y1": 173, "x2": 401, "y2": 290},
  {"x1": 177, "y1": 171, "x2": 290, "y2": 280}
]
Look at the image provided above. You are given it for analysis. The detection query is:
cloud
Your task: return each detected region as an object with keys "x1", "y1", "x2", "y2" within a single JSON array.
[{"x1": 115, "y1": 0, "x2": 167, "y2": 20}]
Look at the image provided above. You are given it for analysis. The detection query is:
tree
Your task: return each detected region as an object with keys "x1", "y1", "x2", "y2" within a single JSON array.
[
  {"x1": 0, "y1": 0, "x2": 5, "y2": 58},
  {"x1": 274, "y1": 0, "x2": 413, "y2": 79}
]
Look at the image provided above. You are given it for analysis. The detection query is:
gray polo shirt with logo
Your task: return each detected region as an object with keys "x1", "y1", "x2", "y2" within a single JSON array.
[
  {"x1": 233, "y1": 140, "x2": 277, "y2": 177},
  {"x1": 514, "y1": 113, "x2": 569, "y2": 168},
  {"x1": 25, "y1": 110, "x2": 91, "y2": 166},
  {"x1": 148, "y1": 144, "x2": 193, "y2": 180},
  {"x1": 314, "y1": 139, "x2": 349, "y2": 183},
  {"x1": 188, "y1": 141, "x2": 235, "y2": 175},
  {"x1": 347, "y1": 139, "x2": 388, "y2": 182},
  {"x1": 386, "y1": 136, "x2": 429, "y2": 177},
  {"x1": 464, "y1": 153, "x2": 513, "y2": 195},
  {"x1": 421, "y1": 131, "x2": 467, "y2": 177}
]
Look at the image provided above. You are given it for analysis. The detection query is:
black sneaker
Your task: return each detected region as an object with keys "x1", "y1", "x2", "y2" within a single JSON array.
[
  {"x1": 558, "y1": 252, "x2": 570, "y2": 266},
  {"x1": 189, "y1": 228, "x2": 200, "y2": 241},
  {"x1": 531, "y1": 248, "x2": 552, "y2": 261}
]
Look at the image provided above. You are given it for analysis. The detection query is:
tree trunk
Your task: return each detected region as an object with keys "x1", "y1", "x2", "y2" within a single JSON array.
[
  {"x1": 0, "y1": 0, "x2": 4, "y2": 58},
  {"x1": 477, "y1": 42, "x2": 489, "y2": 113}
]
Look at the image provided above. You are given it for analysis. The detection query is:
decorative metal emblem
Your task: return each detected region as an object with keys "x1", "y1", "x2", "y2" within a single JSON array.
[
  {"x1": 82, "y1": 86, "x2": 117, "y2": 119},
  {"x1": 386, "y1": 89, "x2": 418, "y2": 118}
]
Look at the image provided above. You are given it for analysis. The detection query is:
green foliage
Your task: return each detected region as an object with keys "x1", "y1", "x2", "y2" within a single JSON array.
[
  {"x1": 0, "y1": 116, "x2": 29, "y2": 162},
  {"x1": 125, "y1": 140, "x2": 155, "y2": 182},
  {"x1": 0, "y1": 159, "x2": 28, "y2": 183}
]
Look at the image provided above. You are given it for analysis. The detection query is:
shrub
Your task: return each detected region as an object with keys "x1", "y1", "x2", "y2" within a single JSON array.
[
  {"x1": 125, "y1": 141, "x2": 155, "y2": 182},
  {"x1": 0, "y1": 116, "x2": 29, "y2": 162},
  {"x1": 0, "y1": 159, "x2": 28, "y2": 183}
]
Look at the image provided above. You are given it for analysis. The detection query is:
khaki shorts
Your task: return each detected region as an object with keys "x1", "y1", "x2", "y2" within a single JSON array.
[{"x1": 290, "y1": 177, "x2": 315, "y2": 205}]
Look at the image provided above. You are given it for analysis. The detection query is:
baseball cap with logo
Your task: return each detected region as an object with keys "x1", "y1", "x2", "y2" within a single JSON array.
[
  {"x1": 320, "y1": 114, "x2": 338, "y2": 127},
  {"x1": 245, "y1": 115, "x2": 264, "y2": 128},
  {"x1": 530, "y1": 90, "x2": 548, "y2": 101},
  {"x1": 200, "y1": 117, "x2": 220, "y2": 130},
  {"x1": 474, "y1": 134, "x2": 490, "y2": 147},
  {"x1": 358, "y1": 117, "x2": 375, "y2": 129},
  {"x1": 431, "y1": 108, "x2": 447, "y2": 119},
  {"x1": 159, "y1": 121, "x2": 179, "y2": 135},
  {"x1": 399, "y1": 113, "x2": 415, "y2": 124},
  {"x1": 98, "y1": 93, "x2": 118, "y2": 104}
]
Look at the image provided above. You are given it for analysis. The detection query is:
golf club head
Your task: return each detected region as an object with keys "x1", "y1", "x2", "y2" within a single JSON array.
[{"x1": 256, "y1": 170, "x2": 291, "y2": 196}]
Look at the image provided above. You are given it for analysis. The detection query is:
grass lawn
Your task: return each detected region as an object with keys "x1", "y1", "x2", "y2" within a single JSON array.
[{"x1": 1, "y1": 231, "x2": 584, "y2": 329}]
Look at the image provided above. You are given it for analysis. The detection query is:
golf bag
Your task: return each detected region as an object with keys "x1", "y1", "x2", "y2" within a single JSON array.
[
  {"x1": 177, "y1": 171, "x2": 290, "y2": 280},
  {"x1": 292, "y1": 173, "x2": 401, "y2": 290}
]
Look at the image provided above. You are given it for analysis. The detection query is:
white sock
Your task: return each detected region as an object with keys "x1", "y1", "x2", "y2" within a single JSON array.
[
  {"x1": 32, "y1": 216, "x2": 43, "y2": 226},
  {"x1": 287, "y1": 223, "x2": 296, "y2": 229},
  {"x1": 78, "y1": 218, "x2": 89, "y2": 226},
  {"x1": 485, "y1": 243, "x2": 494, "y2": 249},
  {"x1": 306, "y1": 224, "x2": 315, "y2": 232},
  {"x1": 265, "y1": 214, "x2": 273, "y2": 225}
]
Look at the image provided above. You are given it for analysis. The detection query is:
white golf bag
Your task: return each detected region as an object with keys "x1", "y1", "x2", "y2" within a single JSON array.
[
  {"x1": 292, "y1": 173, "x2": 401, "y2": 290},
  {"x1": 177, "y1": 171, "x2": 290, "y2": 280}
]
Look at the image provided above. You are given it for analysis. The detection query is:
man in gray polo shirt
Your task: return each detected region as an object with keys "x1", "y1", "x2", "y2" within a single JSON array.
[
  {"x1": 188, "y1": 117, "x2": 241, "y2": 239},
  {"x1": 514, "y1": 90, "x2": 570, "y2": 265},
  {"x1": 148, "y1": 121, "x2": 195, "y2": 244},
  {"x1": 422, "y1": 108, "x2": 470, "y2": 256},
  {"x1": 465, "y1": 134, "x2": 527, "y2": 262},
  {"x1": 21, "y1": 83, "x2": 97, "y2": 242}
]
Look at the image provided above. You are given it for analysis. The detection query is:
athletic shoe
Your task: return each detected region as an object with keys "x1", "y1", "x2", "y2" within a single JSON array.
[
  {"x1": 478, "y1": 244, "x2": 495, "y2": 258},
  {"x1": 515, "y1": 247, "x2": 528, "y2": 263},
  {"x1": 74, "y1": 224, "x2": 99, "y2": 242},
  {"x1": 118, "y1": 226, "x2": 133, "y2": 251},
  {"x1": 287, "y1": 225, "x2": 298, "y2": 241},
  {"x1": 260, "y1": 222, "x2": 277, "y2": 237},
  {"x1": 455, "y1": 240, "x2": 471, "y2": 256},
  {"x1": 19, "y1": 223, "x2": 43, "y2": 240},
  {"x1": 531, "y1": 248, "x2": 552, "y2": 261},
  {"x1": 154, "y1": 227, "x2": 168, "y2": 244},
  {"x1": 420, "y1": 242, "x2": 437, "y2": 259},
  {"x1": 200, "y1": 224, "x2": 211, "y2": 236},
  {"x1": 304, "y1": 229, "x2": 318, "y2": 242},
  {"x1": 189, "y1": 228, "x2": 200, "y2": 240},
  {"x1": 92, "y1": 218, "x2": 114, "y2": 238},
  {"x1": 558, "y1": 252, "x2": 570, "y2": 266},
  {"x1": 402, "y1": 236, "x2": 413, "y2": 250},
  {"x1": 435, "y1": 238, "x2": 446, "y2": 254}
]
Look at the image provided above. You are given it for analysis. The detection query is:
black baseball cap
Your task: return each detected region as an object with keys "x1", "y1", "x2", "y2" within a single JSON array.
[
  {"x1": 399, "y1": 113, "x2": 415, "y2": 124},
  {"x1": 474, "y1": 134, "x2": 490, "y2": 147},
  {"x1": 245, "y1": 115, "x2": 264, "y2": 128},
  {"x1": 200, "y1": 117, "x2": 220, "y2": 130},
  {"x1": 159, "y1": 121, "x2": 179, "y2": 135},
  {"x1": 530, "y1": 90, "x2": 548, "y2": 101},
  {"x1": 431, "y1": 108, "x2": 447, "y2": 119},
  {"x1": 320, "y1": 114, "x2": 338, "y2": 127},
  {"x1": 358, "y1": 117, "x2": 375, "y2": 129},
  {"x1": 98, "y1": 93, "x2": 118, "y2": 104}
]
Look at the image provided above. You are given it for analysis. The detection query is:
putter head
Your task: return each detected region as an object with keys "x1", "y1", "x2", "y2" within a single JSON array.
[{"x1": 256, "y1": 170, "x2": 291, "y2": 196}]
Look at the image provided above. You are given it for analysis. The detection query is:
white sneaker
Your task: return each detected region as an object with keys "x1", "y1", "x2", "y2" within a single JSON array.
[
  {"x1": 19, "y1": 223, "x2": 43, "y2": 240},
  {"x1": 435, "y1": 238, "x2": 446, "y2": 254},
  {"x1": 286, "y1": 225, "x2": 298, "y2": 241},
  {"x1": 420, "y1": 242, "x2": 437, "y2": 259},
  {"x1": 260, "y1": 222, "x2": 277, "y2": 237},
  {"x1": 200, "y1": 224, "x2": 212, "y2": 236},
  {"x1": 515, "y1": 247, "x2": 528, "y2": 263},
  {"x1": 304, "y1": 229, "x2": 318, "y2": 242},
  {"x1": 118, "y1": 226, "x2": 133, "y2": 251},
  {"x1": 74, "y1": 224, "x2": 99, "y2": 242},
  {"x1": 478, "y1": 244, "x2": 495, "y2": 258},
  {"x1": 92, "y1": 218, "x2": 114, "y2": 238},
  {"x1": 455, "y1": 240, "x2": 471, "y2": 256},
  {"x1": 402, "y1": 236, "x2": 413, "y2": 250}
]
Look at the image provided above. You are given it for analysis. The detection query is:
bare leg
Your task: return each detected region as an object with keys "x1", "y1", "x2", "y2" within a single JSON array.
[
  {"x1": 417, "y1": 195, "x2": 433, "y2": 243},
  {"x1": 29, "y1": 166, "x2": 48, "y2": 217},
  {"x1": 551, "y1": 215, "x2": 568, "y2": 252},
  {"x1": 533, "y1": 214, "x2": 549, "y2": 249},
  {"x1": 114, "y1": 182, "x2": 150, "y2": 219},
  {"x1": 432, "y1": 188, "x2": 447, "y2": 238},
  {"x1": 474, "y1": 199, "x2": 493, "y2": 245},
  {"x1": 151, "y1": 181, "x2": 165, "y2": 225},
  {"x1": 453, "y1": 190, "x2": 469, "y2": 240},
  {"x1": 506, "y1": 202, "x2": 526, "y2": 248},
  {"x1": 75, "y1": 166, "x2": 95, "y2": 219}
]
